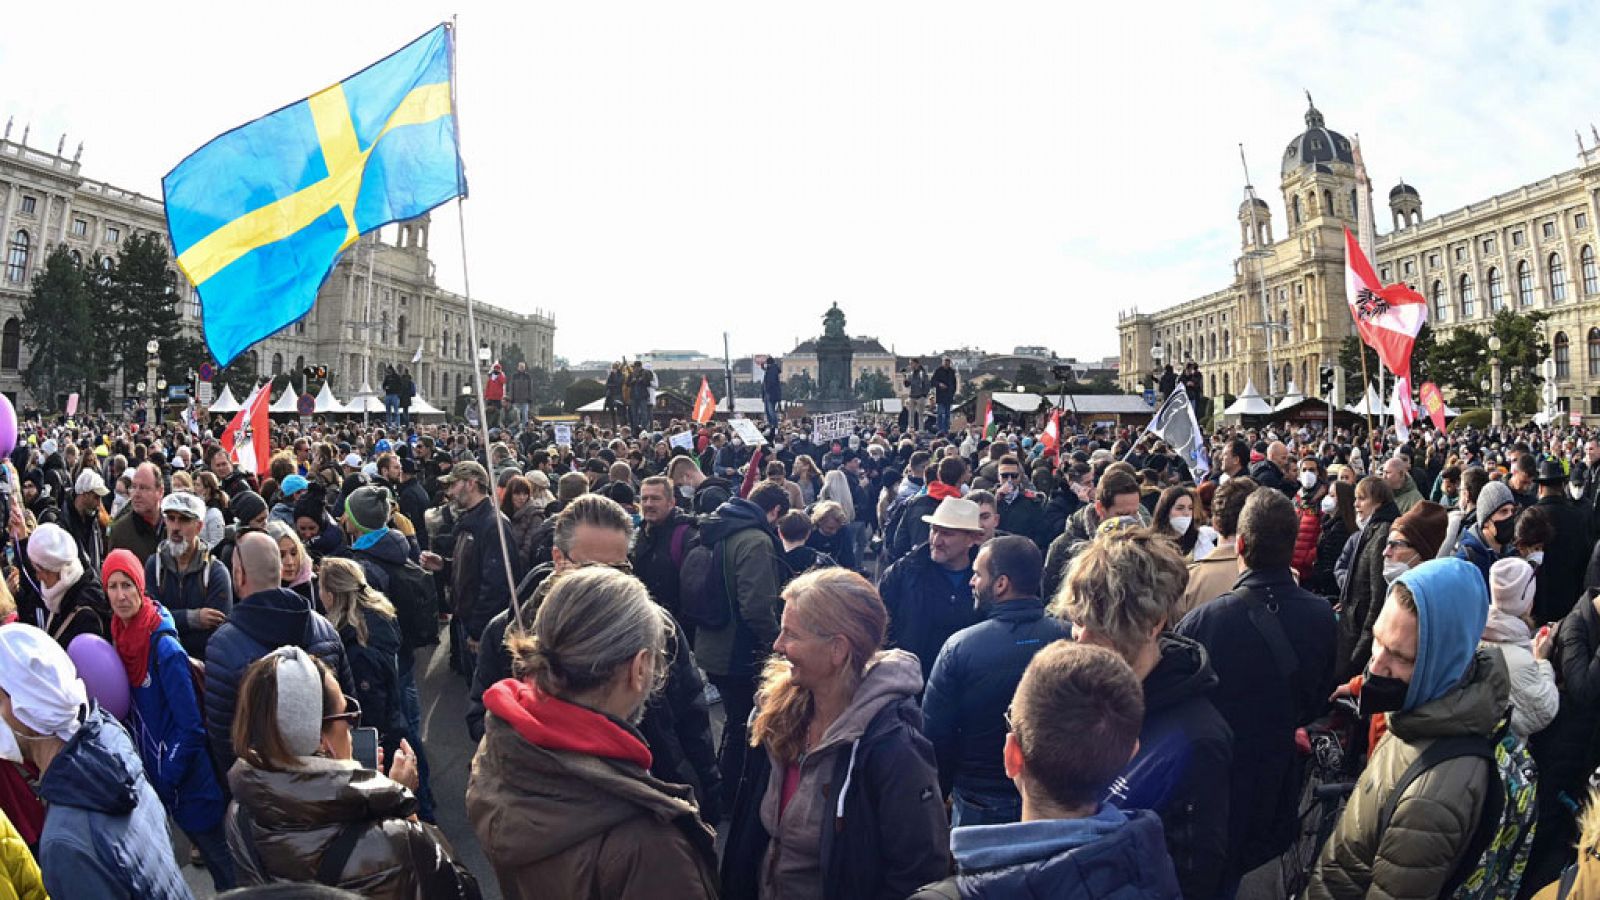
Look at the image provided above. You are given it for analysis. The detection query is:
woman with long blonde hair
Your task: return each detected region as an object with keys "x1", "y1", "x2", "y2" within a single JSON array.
[
  {"x1": 722, "y1": 568, "x2": 948, "y2": 900},
  {"x1": 318, "y1": 557, "x2": 407, "y2": 754}
]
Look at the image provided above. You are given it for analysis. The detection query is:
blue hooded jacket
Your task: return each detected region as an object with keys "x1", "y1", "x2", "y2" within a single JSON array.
[
  {"x1": 1395, "y1": 557, "x2": 1491, "y2": 712},
  {"x1": 37, "y1": 705, "x2": 194, "y2": 899},
  {"x1": 128, "y1": 606, "x2": 226, "y2": 835}
]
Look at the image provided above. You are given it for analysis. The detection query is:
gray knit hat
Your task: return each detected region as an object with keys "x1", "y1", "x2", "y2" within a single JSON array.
[{"x1": 1476, "y1": 480, "x2": 1517, "y2": 528}]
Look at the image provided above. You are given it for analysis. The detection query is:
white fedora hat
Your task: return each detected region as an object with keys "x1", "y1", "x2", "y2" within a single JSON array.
[{"x1": 921, "y1": 497, "x2": 983, "y2": 533}]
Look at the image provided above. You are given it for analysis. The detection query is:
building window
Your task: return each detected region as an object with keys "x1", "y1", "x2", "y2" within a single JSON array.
[
  {"x1": 68, "y1": 249, "x2": 81, "y2": 268},
  {"x1": 1556, "y1": 332, "x2": 1571, "y2": 381},
  {"x1": 1459, "y1": 274, "x2": 1475, "y2": 317},
  {"x1": 1432, "y1": 280, "x2": 1447, "y2": 321},
  {"x1": 1487, "y1": 267, "x2": 1504, "y2": 312},
  {"x1": 1428, "y1": 252, "x2": 1439, "y2": 269},
  {"x1": 1455, "y1": 245, "x2": 1466, "y2": 262},
  {"x1": 1380, "y1": 267, "x2": 1391, "y2": 282},
  {"x1": 294, "y1": 316, "x2": 306, "y2": 335},
  {"x1": 1588, "y1": 328, "x2": 1600, "y2": 377},
  {"x1": 105, "y1": 225, "x2": 121, "y2": 244},
  {"x1": 1517, "y1": 260, "x2": 1533, "y2": 306},
  {"x1": 19, "y1": 196, "x2": 35, "y2": 216},
  {"x1": 1222, "y1": 331, "x2": 1230, "y2": 355},
  {"x1": 295, "y1": 355, "x2": 305, "y2": 375},
  {"x1": 1223, "y1": 372, "x2": 1231, "y2": 395},
  {"x1": 1592, "y1": 396, "x2": 1600, "y2": 416},
  {"x1": 380, "y1": 311, "x2": 389, "y2": 344},
  {"x1": 397, "y1": 315, "x2": 408, "y2": 347},
  {"x1": 1544, "y1": 221, "x2": 1557, "y2": 239},
  {"x1": 1512, "y1": 230, "x2": 1524, "y2": 247},
  {"x1": 1578, "y1": 212, "x2": 1590, "y2": 231},
  {"x1": 271, "y1": 353, "x2": 283, "y2": 376},
  {"x1": 1208, "y1": 333, "x2": 1216, "y2": 358},
  {"x1": 1403, "y1": 260, "x2": 1415, "y2": 276},
  {"x1": 0, "y1": 319, "x2": 17, "y2": 371},
  {"x1": 441, "y1": 330, "x2": 449, "y2": 358},
  {"x1": 190, "y1": 290, "x2": 202, "y2": 318},
  {"x1": 70, "y1": 218, "x2": 86, "y2": 237},
  {"x1": 1483, "y1": 237, "x2": 1496, "y2": 254},
  {"x1": 5, "y1": 231, "x2": 28, "y2": 284},
  {"x1": 1551, "y1": 253, "x2": 1568, "y2": 301},
  {"x1": 455, "y1": 333, "x2": 463, "y2": 359},
  {"x1": 1292, "y1": 196, "x2": 1302, "y2": 226},
  {"x1": 1583, "y1": 245, "x2": 1598, "y2": 295}
]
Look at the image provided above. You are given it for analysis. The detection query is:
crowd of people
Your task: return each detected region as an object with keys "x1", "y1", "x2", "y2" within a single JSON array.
[{"x1": 4, "y1": 391, "x2": 1600, "y2": 899}]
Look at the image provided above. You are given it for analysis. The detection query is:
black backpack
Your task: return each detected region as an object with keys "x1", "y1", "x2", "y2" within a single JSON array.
[
  {"x1": 678, "y1": 540, "x2": 731, "y2": 629},
  {"x1": 371, "y1": 557, "x2": 441, "y2": 650}
]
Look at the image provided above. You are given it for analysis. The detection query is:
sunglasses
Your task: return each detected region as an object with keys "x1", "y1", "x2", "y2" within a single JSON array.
[
  {"x1": 1000, "y1": 472, "x2": 1021, "y2": 480},
  {"x1": 323, "y1": 694, "x2": 363, "y2": 727}
]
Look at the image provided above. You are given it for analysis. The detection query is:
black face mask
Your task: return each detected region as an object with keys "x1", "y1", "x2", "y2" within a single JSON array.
[
  {"x1": 1359, "y1": 667, "x2": 1409, "y2": 717},
  {"x1": 1491, "y1": 515, "x2": 1517, "y2": 545}
]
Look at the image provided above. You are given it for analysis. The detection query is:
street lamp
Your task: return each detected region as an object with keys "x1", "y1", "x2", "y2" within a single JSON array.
[
  {"x1": 1150, "y1": 342, "x2": 1165, "y2": 396},
  {"x1": 1487, "y1": 335, "x2": 1504, "y2": 430},
  {"x1": 144, "y1": 339, "x2": 160, "y2": 427}
]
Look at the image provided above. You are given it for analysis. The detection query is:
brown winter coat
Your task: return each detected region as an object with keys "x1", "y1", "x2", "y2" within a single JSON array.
[
  {"x1": 226, "y1": 757, "x2": 479, "y2": 899},
  {"x1": 467, "y1": 700, "x2": 719, "y2": 900},
  {"x1": 1307, "y1": 649, "x2": 1511, "y2": 900}
]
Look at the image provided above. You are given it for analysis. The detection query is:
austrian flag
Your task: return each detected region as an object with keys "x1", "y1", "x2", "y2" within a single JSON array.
[{"x1": 1344, "y1": 228, "x2": 1427, "y2": 379}]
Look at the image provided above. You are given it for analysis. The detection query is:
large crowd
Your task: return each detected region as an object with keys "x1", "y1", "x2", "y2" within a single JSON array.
[{"x1": 1, "y1": 375, "x2": 1600, "y2": 900}]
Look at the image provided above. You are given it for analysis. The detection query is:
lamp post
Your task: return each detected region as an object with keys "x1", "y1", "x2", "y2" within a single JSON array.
[
  {"x1": 145, "y1": 339, "x2": 159, "y2": 427},
  {"x1": 1488, "y1": 335, "x2": 1503, "y2": 430},
  {"x1": 1151, "y1": 342, "x2": 1165, "y2": 398}
]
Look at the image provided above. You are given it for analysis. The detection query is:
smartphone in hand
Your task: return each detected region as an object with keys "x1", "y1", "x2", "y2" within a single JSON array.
[{"x1": 352, "y1": 727, "x2": 380, "y2": 771}]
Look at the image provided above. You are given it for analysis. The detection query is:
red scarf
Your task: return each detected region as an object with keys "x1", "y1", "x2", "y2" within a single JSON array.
[
  {"x1": 483, "y1": 678, "x2": 652, "y2": 769},
  {"x1": 928, "y1": 481, "x2": 963, "y2": 502},
  {"x1": 111, "y1": 599, "x2": 162, "y2": 687}
]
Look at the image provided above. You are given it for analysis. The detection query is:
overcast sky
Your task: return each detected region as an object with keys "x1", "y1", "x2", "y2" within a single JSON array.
[{"x1": 2, "y1": 2, "x2": 1596, "y2": 367}]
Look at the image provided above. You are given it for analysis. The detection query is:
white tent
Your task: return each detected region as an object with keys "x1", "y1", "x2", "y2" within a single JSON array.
[
  {"x1": 313, "y1": 383, "x2": 345, "y2": 414},
  {"x1": 1224, "y1": 379, "x2": 1273, "y2": 416},
  {"x1": 407, "y1": 395, "x2": 447, "y2": 416},
  {"x1": 207, "y1": 384, "x2": 241, "y2": 413},
  {"x1": 268, "y1": 385, "x2": 301, "y2": 414},
  {"x1": 1346, "y1": 383, "x2": 1389, "y2": 416},
  {"x1": 1273, "y1": 380, "x2": 1306, "y2": 412}
]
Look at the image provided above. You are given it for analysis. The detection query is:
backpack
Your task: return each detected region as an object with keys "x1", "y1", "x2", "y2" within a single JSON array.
[
  {"x1": 1377, "y1": 718, "x2": 1538, "y2": 900},
  {"x1": 371, "y1": 557, "x2": 441, "y2": 650},
  {"x1": 678, "y1": 540, "x2": 731, "y2": 629}
]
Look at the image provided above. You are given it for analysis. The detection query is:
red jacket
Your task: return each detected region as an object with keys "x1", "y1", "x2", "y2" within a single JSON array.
[
  {"x1": 484, "y1": 370, "x2": 506, "y2": 401},
  {"x1": 1292, "y1": 499, "x2": 1321, "y2": 585}
]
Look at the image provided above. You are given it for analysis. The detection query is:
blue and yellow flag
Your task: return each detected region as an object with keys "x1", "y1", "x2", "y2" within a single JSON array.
[{"x1": 163, "y1": 24, "x2": 465, "y2": 366}]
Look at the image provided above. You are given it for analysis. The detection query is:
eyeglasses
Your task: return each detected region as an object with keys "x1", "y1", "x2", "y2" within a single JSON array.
[
  {"x1": 1385, "y1": 539, "x2": 1413, "y2": 551},
  {"x1": 1000, "y1": 472, "x2": 1021, "y2": 480},
  {"x1": 1003, "y1": 705, "x2": 1016, "y2": 733},
  {"x1": 323, "y1": 694, "x2": 362, "y2": 727},
  {"x1": 162, "y1": 513, "x2": 196, "y2": 523}
]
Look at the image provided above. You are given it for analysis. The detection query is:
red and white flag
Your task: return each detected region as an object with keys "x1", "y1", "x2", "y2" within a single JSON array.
[
  {"x1": 220, "y1": 382, "x2": 271, "y2": 475},
  {"x1": 1039, "y1": 408, "x2": 1060, "y2": 455},
  {"x1": 1344, "y1": 227, "x2": 1427, "y2": 380},
  {"x1": 1419, "y1": 381, "x2": 1448, "y2": 433},
  {"x1": 691, "y1": 376, "x2": 717, "y2": 424}
]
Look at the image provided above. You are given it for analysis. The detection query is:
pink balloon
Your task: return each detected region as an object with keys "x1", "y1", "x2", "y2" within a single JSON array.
[
  {"x1": 67, "y1": 634, "x2": 131, "y2": 721},
  {"x1": 0, "y1": 392, "x2": 14, "y2": 458}
]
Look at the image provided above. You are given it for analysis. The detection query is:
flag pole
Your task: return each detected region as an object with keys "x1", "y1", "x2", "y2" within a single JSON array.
[
  {"x1": 448, "y1": 16, "x2": 525, "y2": 634},
  {"x1": 1353, "y1": 137, "x2": 1379, "y2": 448}
]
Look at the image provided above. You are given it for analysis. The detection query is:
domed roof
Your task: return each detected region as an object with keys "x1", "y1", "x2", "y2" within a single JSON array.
[
  {"x1": 1281, "y1": 93, "x2": 1354, "y2": 177},
  {"x1": 1389, "y1": 179, "x2": 1419, "y2": 200},
  {"x1": 1239, "y1": 196, "x2": 1270, "y2": 218}
]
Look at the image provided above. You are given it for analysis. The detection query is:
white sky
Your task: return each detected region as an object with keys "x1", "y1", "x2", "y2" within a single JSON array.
[{"x1": 2, "y1": 2, "x2": 1596, "y2": 367}]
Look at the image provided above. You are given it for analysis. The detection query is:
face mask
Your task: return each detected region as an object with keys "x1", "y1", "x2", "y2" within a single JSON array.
[
  {"x1": 1382, "y1": 559, "x2": 1410, "y2": 584},
  {"x1": 1218, "y1": 473, "x2": 1231, "y2": 485},
  {"x1": 0, "y1": 722, "x2": 20, "y2": 764},
  {"x1": 1321, "y1": 496, "x2": 1338, "y2": 516},
  {"x1": 1169, "y1": 515, "x2": 1193, "y2": 535},
  {"x1": 1526, "y1": 550, "x2": 1546, "y2": 567},
  {"x1": 1358, "y1": 667, "x2": 1409, "y2": 716},
  {"x1": 678, "y1": 485, "x2": 693, "y2": 499},
  {"x1": 1491, "y1": 516, "x2": 1516, "y2": 545},
  {"x1": 1299, "y1": 471, "x2": 1318, "y2": 490},
  {"x1": 1356, "y1": 514, "x2": 1370, "y2": 531}
]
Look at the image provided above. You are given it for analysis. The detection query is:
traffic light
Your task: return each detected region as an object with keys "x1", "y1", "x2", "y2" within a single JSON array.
[
  {"x1": 1318, "y1": 365, "x2": 1334, "y2": 398},
  {"x1": 303, "y1": 365, "x2": 328, "y2": 381}
]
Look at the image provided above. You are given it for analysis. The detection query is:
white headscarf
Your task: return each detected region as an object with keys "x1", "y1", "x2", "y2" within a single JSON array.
[
  {"x1": 0, "y1": 623, "x2": 87, "y2": 743},
  {"x1": 26, "y1": 523, "x2": 84, "y2": 614}
]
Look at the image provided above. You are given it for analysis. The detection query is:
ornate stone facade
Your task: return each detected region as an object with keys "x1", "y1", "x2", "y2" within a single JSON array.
[
  {"x1": 0, "y1": 130, "x2": 555, "y2": 408},
  {"x1": 1117, "y1": 99, "x2": 1600, "y2": 418}
]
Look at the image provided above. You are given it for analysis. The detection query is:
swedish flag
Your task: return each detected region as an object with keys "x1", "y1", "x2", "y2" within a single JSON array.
[{"x1": 163, "y1": 24, "x2": 465, "y2": 367}]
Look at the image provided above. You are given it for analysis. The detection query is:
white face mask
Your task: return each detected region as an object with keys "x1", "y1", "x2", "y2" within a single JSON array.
[
  {"x1": 1382, "y1": 559, "x2": 1410, "y2": 584},
  {"x1": 1169, "y1": 515, "x2": 1193, "y2": 535},
  {"x1": 1321, "y1": 496, "x2": 1338, "y2": 516},
  {"x1": 1299, "y1": 471, "x2": 1318, "y2": 490},
  {"x1": 677, "y1": 485, "x2": 693, "y2": 499},
  {"x1": 1356, "y1": 514, "x2": 1370, "y2": 531},
  {"x1": 1218, "y1": 473, "x2": 1231, "y2": 485},
  {"x1": 1526, "y1": 550, "x2": 1546, "y2": 567}
]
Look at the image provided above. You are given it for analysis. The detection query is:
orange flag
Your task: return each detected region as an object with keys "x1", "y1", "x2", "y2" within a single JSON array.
[
  {"x1": 1418, "y1": 381, "x2": 1448, "y2": 433},
  {"x1": 692, "y1": 376, "x2": 717, "y2": 424}
]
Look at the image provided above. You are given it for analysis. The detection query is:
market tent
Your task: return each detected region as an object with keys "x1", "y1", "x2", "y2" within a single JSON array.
[
  {"x1": 990, "y1": 392, "x2": 1046, "y2": 413},
  {"x1": 1223, "y1": 379, "x2": 1273, "y2": 416},
  {"x1": 313, "y1": 383, "x2": 345, "y2": 414},
  {"x1": 1346, "y1": 384, "x2": 1389, "y2": 416},
  {"x1": 268, "y1": 385, "x2": 300, "y2": 414},
  {"x1": 1273, "y1": 381, "x2": 1305, "y2": 411},
  {"x1": 408, "y1": 395, "x2": 447, "y2": 416},
  {"x1": 208, "y1": 384, "x2": 241, "y2": 413}
]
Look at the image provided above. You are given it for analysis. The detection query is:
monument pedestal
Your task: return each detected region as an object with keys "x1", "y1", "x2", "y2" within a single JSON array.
[{"x1": 806, "y1": 398, "x2": 858, "y2": 414}]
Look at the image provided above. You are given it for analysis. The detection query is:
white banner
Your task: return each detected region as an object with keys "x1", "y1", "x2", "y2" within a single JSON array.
[
  {"x1": 728, "y1": 417, "x2": 768, "y2": 446},
  {"x1": 553, "y1": 423, "x2": 573, "y2": 446},
  {"x1": 810, "y1": 412, "x2": 857, "y2": 443}
]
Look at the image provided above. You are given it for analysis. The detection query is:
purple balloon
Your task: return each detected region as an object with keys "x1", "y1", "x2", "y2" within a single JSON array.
[
  {"x1": 67, "y1": 634, "x2": 131, "y2": 721},
  {"x1": 0, "y1": 392, "x2": 14, "y2": 458}
]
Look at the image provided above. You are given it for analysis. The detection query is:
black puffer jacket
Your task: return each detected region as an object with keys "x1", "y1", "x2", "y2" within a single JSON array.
[
  {"x1": 228, "y1": 759, "x2": 479, "y2": 899},
  {"x1": 878, "y1": 542, "x2": 979, "y2": 682},
  {"x1": 1309, "y1": 513, "x2": 1351, "y2": 599},
  {"x1": 340, "y1": 607, "x2": 408, "y2": 751},
  {"x1": 1107, "y1": 634, "x2": 1233, "y2": 900},
  {"x1": 1336, "y1": 500, "x2": 1399, "y2": 681}
]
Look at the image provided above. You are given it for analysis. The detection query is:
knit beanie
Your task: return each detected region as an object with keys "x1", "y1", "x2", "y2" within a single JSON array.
[
  {"x1": 230, "y1": 491, "x2": 268, "y2": 527},
  {"x1": 1489, "y1": 557, "x2": 1537, "y2": 619},
  {"x1": 1393, "y1": 501, "x2": 1450, "y2": 561},
  {"x1": 1476, "y1": 481, "x2": 1517, "y2": 528},
  {"x1": 344, "y1": 485, "x2": 392, "y2": 534}
]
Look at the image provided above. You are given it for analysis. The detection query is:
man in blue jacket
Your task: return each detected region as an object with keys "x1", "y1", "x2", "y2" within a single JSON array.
[
  {"x1": 910, "y1": 641, "x2": 1180, "y2": 899},
  {"x1": 924, "y1": 535, "x2": 1070, "y2": 826},
  {"x1": 144, "y1": 491, "x2": 233, "y2": 659}
]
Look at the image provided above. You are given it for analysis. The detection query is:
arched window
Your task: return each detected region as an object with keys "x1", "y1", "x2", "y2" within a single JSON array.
[
  {"x1": 1300, "y1": 360, "x2": 1308, "y2": 391},
  {"x1": 6, "y1": 230, "x2": 29, "y2": 284},
  {"x1": 271, "y1": 353, "x2": 283, "y2": 376},
  {"x1": 1208, "y1": 332, "x2": 1216, "y2": 358},
  {"x1": 397, "y1": 315, "x2": 408, "y2": 347},
  {"x1": 1555, "y1": 332, "x2": 1570, "y2": 380},
  {"x1": 441, "y1": 329, "x2": 449, "y2": 358},
  {"x1": 1589, "y1": 328, "x2": 1600, "y2": 377},
  {"x1": 295, "y1": 355, "x2": 305, "y2": 375},
  {"x1": 1583, "y1": 245, "x2": 1598, "y2": 295},
  {"x1": 0, "y1": 319, "x2": 18, "y2": 371},
  {"x1": 1282, "y1": 363, "x2": 1292, "y2": 392},
  {"x1": 1550, "y1": 253, "x2": 1568, "y2": 301},
  {"x1": 68, "y1": 249, "x2": 81, "y2": 268},
  {"x1": 1322, "y1": 189, "x2": 1333, "y2": 217},
  {"x1": 380, "y1": 311, "x2": 389, "y2": 344},
  {"x1": 1517, "y1": 261, "x2": 1533, "y2": 306},
  {"x1": 1223, "y1": 372, "x2": 1231, "y2": 395},
  {"x1": 1432, "y1": 280, "x2": 1447, "y2": 321},
  {"x1": 1222, "y1": 330, "x2": 1230, "y2": 355},
  {"x1": 294, "y1": 315, "x2": 306, "y2": 335},
  {"x1": 1209, "y1": 374, "x2": 1216, "y2": 396},
  {"x1": 1459, "y1": 273, "x2": 1475, "y2": 317},
  {"x1": 1299, "y1": 304, "x2": 1308, "y2": 340},
  {"x1": 455, "y1": 333, "x2": 463, "y2": 359},
  {"x1": 430, "y1": 371, "x2": 437, "y2": 397},
  {"x1": 1349, "y1": 189, "x2": 1358, "y2": 220},
  {"x1": 1292, "y1": 195, "x2": 1302, "y2": 225},
  {"x1": 1487, "y1": 267, "x2": 1504, "y2": 312}
]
